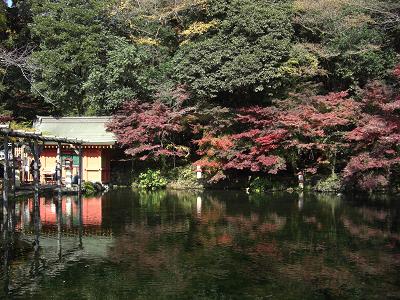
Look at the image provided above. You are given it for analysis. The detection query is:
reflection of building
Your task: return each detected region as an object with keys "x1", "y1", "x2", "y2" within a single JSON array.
[
  {"x1": 17, "y1": 196, "x2": 103, "y2": 230},
  {"x1": 34, "y1": 116, "x2": 117, "y2": 184},
  {"x1": 2, "y1": 197, "x2": 113, "y2": 298}
]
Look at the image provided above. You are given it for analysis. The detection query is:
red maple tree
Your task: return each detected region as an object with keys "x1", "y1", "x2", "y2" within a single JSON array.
[
  {"x1": 107, "y1": 100, "x2": 194, "y2": 161},
  {"x1": 343, "y1": 75, "x2": 400, "y2": 190}
]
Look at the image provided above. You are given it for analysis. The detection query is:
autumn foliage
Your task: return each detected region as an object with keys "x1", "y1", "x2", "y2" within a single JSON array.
[
  {"x1": 109, "y1": 66, "x2": 400, "y2": 191},
  {"x1": 107, "y1": 100, "x2": 193, "y2": 160},
  {"x1": 0, "y1": 114, "x2": 12, "y2": 124}
]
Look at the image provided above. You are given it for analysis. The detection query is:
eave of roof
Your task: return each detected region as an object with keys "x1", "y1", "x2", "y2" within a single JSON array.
[{"x1": 34, "y1": 116, "x2": 117, "y2": 145}]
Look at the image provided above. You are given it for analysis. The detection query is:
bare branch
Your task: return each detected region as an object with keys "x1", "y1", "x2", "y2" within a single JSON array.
[{"x1": 0, "y1": 46, "x2": 57, "y2": 107}]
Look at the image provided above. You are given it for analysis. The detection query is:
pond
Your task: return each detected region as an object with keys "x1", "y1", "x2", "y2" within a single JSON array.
[{"x1": 0, "y1": 189, "x2": 399, "y2": 299}]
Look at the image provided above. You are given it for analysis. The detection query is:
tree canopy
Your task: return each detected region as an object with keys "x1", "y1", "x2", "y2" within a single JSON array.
[{"x1": 1, "y1": 0, "x2": 400, "y2": 190}]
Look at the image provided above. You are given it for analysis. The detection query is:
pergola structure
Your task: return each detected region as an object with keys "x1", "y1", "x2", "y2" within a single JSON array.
[{"x1": 0, "y1": 126, "x2": 85, "y2": 206}]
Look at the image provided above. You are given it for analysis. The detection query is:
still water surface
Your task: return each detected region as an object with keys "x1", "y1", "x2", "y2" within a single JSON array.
[{"x1": 1, "y1": 189, "x2": 400, "y2": 299}]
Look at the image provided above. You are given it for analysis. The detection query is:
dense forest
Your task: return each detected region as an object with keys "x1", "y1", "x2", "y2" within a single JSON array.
[{"x1": 1, "y1": 0, "x2": 400, "y2": 191}]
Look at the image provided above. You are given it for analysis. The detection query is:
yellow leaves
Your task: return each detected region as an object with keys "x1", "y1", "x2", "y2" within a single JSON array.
[
  {"x1": 180, "y1": 39, "x2": 190, "y2": 46},
  {"x1": 278, "y1": 44, "x2": 325, "y2": 78},
  {"x1": 131, "y1": 36, "x2": 160, "y2": 46},
  {"x1": 181, "y1": 20, "x2": 218, "y2": 37},
  {"x1": 118, "y1": 0, "x2": 130, "y2": 11},
  {"x1": 109, "y1": 0, "x2": 208, "y2": 22},
  {"x1": 179, "y1": 19, "x2": 218, "y2": 46}
]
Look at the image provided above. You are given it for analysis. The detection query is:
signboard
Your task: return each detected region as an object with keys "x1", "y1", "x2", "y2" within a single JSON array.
[{"x1": 61, "y1": 154, "x2": 79, "y2": 166}]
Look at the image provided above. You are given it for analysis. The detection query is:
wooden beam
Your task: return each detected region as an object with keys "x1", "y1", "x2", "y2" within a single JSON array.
[{"x1": 0, "y1": 128, "x2": 84, "y2": 145}]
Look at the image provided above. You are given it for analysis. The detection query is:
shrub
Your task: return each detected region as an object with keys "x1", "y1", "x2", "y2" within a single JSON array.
[
  {"x1": 83, "y1": 181, "x2": 96, "y2": 195},
  {"x1": 167, "y1": 165, "x2": 203, "y2": 190},
  {"x1": 138, "y1": 169, "x2": 168, "y2": 190},
  {"x1": 249, "y1": 177, "x2": 271, "y2": 193},
  {"x1": 315, "y1": 174, "x2": 343, "y2": 192}
]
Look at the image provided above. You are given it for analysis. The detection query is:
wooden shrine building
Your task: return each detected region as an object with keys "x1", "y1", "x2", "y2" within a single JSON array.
[{"x1": 34, "y1": 116, "x2": 116, "y2": 184}]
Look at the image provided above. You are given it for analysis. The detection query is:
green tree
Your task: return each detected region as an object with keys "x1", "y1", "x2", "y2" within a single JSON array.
[
  {"x1": 30, "y1": 0, "x2": 111, "y2": 115},
  {"x1": 83, "y1": 36, "x2": 154, "y2": 114},
  {"x1": 0, "y1": 0, "x2": 49, "y2": 121},
  {"x1": 293, "y1": 0, "x2": 397, "y2": 91},
  {"x1": 172, "y1": 0, "x2": 293, "y2": 104}
]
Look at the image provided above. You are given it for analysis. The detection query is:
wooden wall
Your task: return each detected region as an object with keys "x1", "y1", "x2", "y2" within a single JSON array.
[{"x1": 40, "y1": 147, "x2": 112, "y2": 184}]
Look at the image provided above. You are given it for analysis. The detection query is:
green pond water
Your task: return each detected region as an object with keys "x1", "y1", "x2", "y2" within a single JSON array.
[{"x1": 0, "y1": 189, "x2": 400, "y2": 299}]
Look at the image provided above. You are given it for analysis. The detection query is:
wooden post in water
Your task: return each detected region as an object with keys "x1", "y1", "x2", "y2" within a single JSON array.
[
  {"x1": 2, "y1": 203, "x2": 11, "y2": 295},
  {"x1": 2, "y1": 134, "x2": 9, "y2": 207},
  {"x1": 32, "y1": 138, "x2": 41, "y2": 250},
  {"x1": 56, "y1": 142, "x2": 62, "y2": 189},
  {"x1": 78, "y1": 145, "x2": 83, "y2": 248},
  {"x1": 11, "y1": 142, "x2": 16, "y2": 196},
  {"x1": 56, "y1": 196, "x2": 62, "y2": 259},
  {"x1": 56, "y1": 142, "x2": 62, "y2": 259},
  {"x1": 78, "y1": 145, "x2": 83, "y2": 194}
]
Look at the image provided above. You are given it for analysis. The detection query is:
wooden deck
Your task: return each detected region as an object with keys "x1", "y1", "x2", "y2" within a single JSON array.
[{"x1": 0, "y1": 182, "x2": 81, "y2": 200}]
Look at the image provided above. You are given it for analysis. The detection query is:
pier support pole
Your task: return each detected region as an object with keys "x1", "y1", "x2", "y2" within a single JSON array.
[
  {"x1": 78, "y1": 145, "x2": 83, "y2": 194},
  {"x1": 2, "y1": 135, "x2": 9, "y2": 208},
  {"x1": 56, "y1": 142, "x2": 62, "y2": 259},
  {"x1": 56, "y1": 142, "x2": 62, "y2": 188},
  {"x1": 78, "y1": 144, "x2": 83, "y2": 249},
  {"x1": 32, "y1": 138, "x2": 41, "y2": 250},
  {"x1": 11, "y1": 142, "x2": 16, "y2": 197}
]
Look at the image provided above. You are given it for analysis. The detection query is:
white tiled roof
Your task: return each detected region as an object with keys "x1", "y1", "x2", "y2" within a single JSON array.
[{"x1": 34, "y1": 116, "x2": 117, "y2": 145}]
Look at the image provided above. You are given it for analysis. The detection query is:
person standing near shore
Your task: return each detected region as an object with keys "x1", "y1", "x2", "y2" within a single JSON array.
[
  {"x1": 24, "y1": 160, "x2": 30, "y2": 183},
  {"x1": 298, "y1": 171, "x2": 304, "y2": 190}
]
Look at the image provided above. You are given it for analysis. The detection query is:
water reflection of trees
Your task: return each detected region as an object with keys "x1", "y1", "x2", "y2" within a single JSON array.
[
  {"x1": 1, "y1": 190, "x2": 400, "y2": 299},
  {"x1": 106, "y1": 191, "x2": 400, "y2": 299}
]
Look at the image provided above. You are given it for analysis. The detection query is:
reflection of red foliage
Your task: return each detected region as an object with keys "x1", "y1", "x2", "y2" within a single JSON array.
[
  {"x1": 258, "y1": 223, "x2": 279, "y2": 233},
  {"x1": 216, "y1": 233, "x2": 233, "y2": 246},
  {"x1": 251, "y1": 241, "x2": 281, "y2": 260},
  {"x1": 0, "y1": 114, "x2": 12, "y2": 123},
  {"x1": 343, "y1": 217, "x2": 400, "y2": 242}
]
